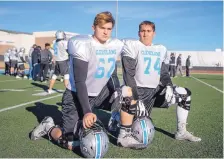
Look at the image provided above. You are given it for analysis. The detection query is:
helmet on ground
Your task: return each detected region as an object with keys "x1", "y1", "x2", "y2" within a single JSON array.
[
  {"x1": 132, "y1": 116, "x2": 155, "y2": 147},
  {"x1": 79, "y1": 120, "x2": 109, "y2": 158}
]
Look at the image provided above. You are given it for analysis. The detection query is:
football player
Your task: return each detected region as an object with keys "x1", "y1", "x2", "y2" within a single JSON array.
[
  {"x1": 16, "y1": 47, "x2": 27, "y2": 79},
  {"x1": 120, "y1": 20, "x2": 201, "y2": 142},
  {"x1": 9, "y1": 47, "x2": 18, "y2": 76},
  {"x1": 48, "y1": 31, "x2": 69, "y2": 94},
  {"x1": 31, "y1": 11, "x2": 145, "y2": 155},
  {"x1": 4, "y1": 49, "x2": 11, "y2": 75}
]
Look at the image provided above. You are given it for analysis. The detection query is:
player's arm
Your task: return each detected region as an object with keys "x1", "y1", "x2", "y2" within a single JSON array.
[
  {"x1": 73, "y1": 58, "x2": 97, "y2": 129},
  {"x1": 21, "y1": 54, "x2": 26, "y2": 63},
  {"x1": 73, "y1": 58, "x2": 92, "y2": 114},
  {"x1": 160, "y1": 62, "x2": 173, "y2": 87},
  {"x1": 48, "y1": 51, "x2": 53, "y2": 62},
  {"x1": 160, "y1": 48, "x2": 173, "y2": 87},
  {"x1": 122, "y1": 55, "x2": 139, "y2": 100},
  {"x1": 107, "y1": 64, "x2": 120, "y2": 91}
]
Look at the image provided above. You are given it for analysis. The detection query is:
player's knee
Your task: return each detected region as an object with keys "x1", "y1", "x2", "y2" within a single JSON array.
[
  {"x1": 64, "y1": 74, "x2": 69, "y2": 80},
  {"x1": 175, "y1": 87, "x2": 191, "y2": 111},
  {"x1": 120, "y1": 86, "x2": 137, "y2": 115},
  {"x1": 52, "y1": 74, "x2": 57, "y2": 80},
  {"x1": 50, "y1": 127, "x2": 62, "y2": 139}
]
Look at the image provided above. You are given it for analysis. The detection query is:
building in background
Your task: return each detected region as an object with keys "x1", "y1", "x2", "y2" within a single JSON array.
[
  {"x1": 167, "y1": 50, "x2": 223, "y2": 74},
  {"x1": 0, "y1": 29, "x2": 78, "y2": 68},
  {"x1": 0, "y1": 29, "x2": 223, "y2": 74}
]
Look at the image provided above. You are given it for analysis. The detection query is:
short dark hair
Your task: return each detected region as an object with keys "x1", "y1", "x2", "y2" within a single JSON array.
[
  {"x1": 139, "y1": 21, "x2": 155, "y2": 32},
  {"x1": 45, "y1": 43, "x2": 50, "y2": 47}
]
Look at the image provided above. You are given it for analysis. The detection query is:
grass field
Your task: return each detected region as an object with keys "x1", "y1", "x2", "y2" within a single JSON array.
[{"x1": 0, "y1": 74, "x2": 223, "y2": 158}]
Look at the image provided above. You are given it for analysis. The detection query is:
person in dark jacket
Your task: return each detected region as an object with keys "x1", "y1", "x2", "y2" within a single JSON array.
[
  {"x1": 169, "y1": 53, "x2": 176, "y2": 77},
  {"x1": 176, "y1": 54, "x2": 183, "y2": 76},
  {"x1": 31, "y1": 46, "x2": 41, "y2": 80},
  {"x1": 185, "y1": 55, "x2": 191, "y2": 77},
  {"x1": 38, "y1": 43, "x2": 52, "y2": 82},
  {"x1": 28, "y1": 44, "x2": 37, "y2": 80}
]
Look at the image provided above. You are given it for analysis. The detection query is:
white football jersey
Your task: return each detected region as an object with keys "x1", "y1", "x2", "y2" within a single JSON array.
[
  {"x1": 4, "y1": 52, "x2": 10, "y2": 62},
  {"x1": 17, "y1": 52, "x2": 25, "y2": 63},
  {"x1": 122, "y1": 39, "x2": 169, "y2": 88},
  {"x1": 67, "y1": 35, "x2": 123, "y2": 96},
  {"x1": 53, "y1": 40, "x2": 68, "y2": 61},
  {"x1": 9, "y1": 51, "x2": 17, "y2": 61}
]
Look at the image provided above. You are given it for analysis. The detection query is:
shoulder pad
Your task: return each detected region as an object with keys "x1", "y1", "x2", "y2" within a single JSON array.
[
  {"x1": 108, "y1": 38, "x2": 124, "y2": 46},
  {"x1": 121, "y1": 38, "x2": 138, "y2": 43},
  {"x1": 153, "y1": 44, "x2": 167, "y2": 50},
  {"x1": 69, "y1": 34, "x2": 92, "y2": 43}
]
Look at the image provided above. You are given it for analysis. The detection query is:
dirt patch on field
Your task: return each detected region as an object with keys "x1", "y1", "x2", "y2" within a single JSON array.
[{"x1": 190, "y1": 70, "x2": 223, "y2": 75}]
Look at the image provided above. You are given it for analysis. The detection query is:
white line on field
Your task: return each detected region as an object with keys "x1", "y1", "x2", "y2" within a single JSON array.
[
  {"x1": 0, "y1": 79, "x2": 20, "y2": 83},
  {"x1": 191, "y1": 76, "x2": 223, "y2": 94},
  {"x1": 0, "y1": 94, "x2": 62, "y2": 113}
]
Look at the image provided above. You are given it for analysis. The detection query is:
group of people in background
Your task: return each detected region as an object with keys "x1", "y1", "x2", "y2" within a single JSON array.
[
  {"x1": 3, "y1": 37, "x2": 68, "y2": 95},
  {"x1": 28, "y1": 43, "x2": 53, "y2": 83},
  {"x1": 4, "y1": 47, "x2": 27, "y2": 79},
  {"x1": 169, "y1": 53, "x2": 191, "y2": 78}
]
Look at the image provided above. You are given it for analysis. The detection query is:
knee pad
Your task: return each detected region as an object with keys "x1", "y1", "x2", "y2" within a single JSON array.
[
  {"x1": 64, "y1": 74, "x2": 69, "y2": 80},
  {"x1": 174, "y1": 87, "x2": 191, "y2": 111},
  {"x1": 52, "y1": 74, "x2": 57, "y2": 80},
  {"x1": 119, "y1": 86, "x2": 137, "y2": 115},
  {"x1": 121, "y1": 95, "x2": 137, "y2": 115}
]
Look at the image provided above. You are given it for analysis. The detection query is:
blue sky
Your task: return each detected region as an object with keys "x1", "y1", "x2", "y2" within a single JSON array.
[{"x1": 0, "y1": 1, "x2": 223, "y2": 51}]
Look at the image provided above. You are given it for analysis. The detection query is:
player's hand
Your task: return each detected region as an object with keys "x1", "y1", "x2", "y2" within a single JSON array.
[
  {"x1": 136, "y1": 100, "x2": 148, "y2": 117},
  {"x1": 165, "y1": 86, "x2": 173, "y2": 103},
  {"x1": 83, "y1": 113, "x2": 97, "y2": 129}
]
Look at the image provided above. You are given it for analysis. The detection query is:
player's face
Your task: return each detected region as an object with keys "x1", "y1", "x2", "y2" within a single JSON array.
[
  {"x1": 139, "y1": 24, "x2": 155, "y2": 46},
  {"x1": 92, "y1": 22, "x2": 113, "y2": 44}
]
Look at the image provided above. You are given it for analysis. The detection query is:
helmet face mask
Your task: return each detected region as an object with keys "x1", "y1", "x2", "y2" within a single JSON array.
[
  {"x1": 132, "y1": 116, "x2": 155, "y2": 147},
  {"x1": 12, "y1": 47, "x2": 17, "y2": 52},
  {"x1": 20, "y1": 47, "x2": 25, "y2": 52},
  {"x1": 55, "y1": 30, "x2": 66, "y2": 40},
  {"x1": 79, "y1": 121, "x2": 109, "y2": 158}
]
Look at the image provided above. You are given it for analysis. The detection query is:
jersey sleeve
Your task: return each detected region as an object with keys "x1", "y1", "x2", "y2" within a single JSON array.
[
  {"x1": 161, "y1": 45, "x2": 169, "y2": 64},
  {"x1": 113, "y1": 39, "x2": 124, "y2": 56},
  {"x1": 63, "y1": 40, "x2": 68, "y2": 50},
  {"x1": 68, "y1": 35, "x2": 91, "y2": 62},
  {"x1": 122, "y1": 39, "x2": 138, "y2": 59}
]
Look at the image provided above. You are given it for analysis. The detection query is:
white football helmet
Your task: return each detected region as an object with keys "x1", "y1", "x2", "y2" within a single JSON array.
[
  {"x1": 20, "y1": 47, "x2": 25, "y2": 52},
  {"x1": 55, "y1": 30, "x2": 66, "y2": 40},
  {"x1": 12, "y1": 47, "x2": 17, "y2": 52}
]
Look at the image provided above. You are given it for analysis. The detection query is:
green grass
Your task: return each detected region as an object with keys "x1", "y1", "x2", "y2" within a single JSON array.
[
  {"x1": 191, "y1": 74, "x2": 223, "y2": 90},
  {"x1": 0, "y1": 74, "x2": 223, "y2": 158}
]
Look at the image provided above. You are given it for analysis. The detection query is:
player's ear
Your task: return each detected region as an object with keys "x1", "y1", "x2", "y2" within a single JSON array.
[
  {"x1": 92, "y1": 25, "x2": 96, "y2": 32},
  {"x1": 153, "y1": 31, "x2": 156, "y2": 37}
]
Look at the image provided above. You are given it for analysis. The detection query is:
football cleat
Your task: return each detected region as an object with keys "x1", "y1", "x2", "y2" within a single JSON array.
[
  {"x1": 47, "y1": 89, "x2": 53, "y2": 94},
  {"x1": 31, "y1": 116, "x2": 55, "y2": 140},
  {"x1": 175, "y1": 131, "x2": 201, "y2": 142},
  {"x1": 117, "y1": 127, "x2": 147, "y2": 149}
]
